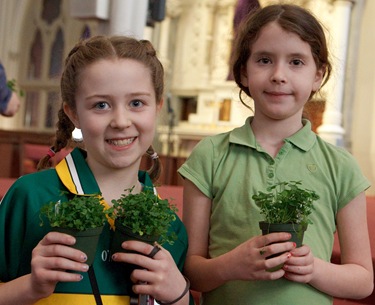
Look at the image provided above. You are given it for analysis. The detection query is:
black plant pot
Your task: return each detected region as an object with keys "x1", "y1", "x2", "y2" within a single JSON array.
[
  {"x1": 259, "y1": 221, "x2": 307, "y2": 247},
  {"x1": 111, "y1": 219, "x2": 158, "y2": 255},
  {"x1": 259, "y1": 221, "x2": 308, "y2": 271},
  {"x1": 55, "y1": 226, "x2": 103, "y2": 266},
  {"x1": 111, "y1": 219, "x2": 159, "y2": 274}
]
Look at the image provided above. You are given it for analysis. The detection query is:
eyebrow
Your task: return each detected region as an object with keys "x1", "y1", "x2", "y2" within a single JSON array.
[
  {"x1": 252, "y1": 50, "x2": 311, "y2": 59},
  {"x1": 86, "y1": 92, "x2": 152, "y2": 100}
]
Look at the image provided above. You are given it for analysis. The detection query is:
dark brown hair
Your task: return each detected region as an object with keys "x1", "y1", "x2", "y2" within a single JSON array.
[
  {"x1": 38, "y1": 35, "x2": 164, "y2": 181},
  {"x1": 231, "y1": 4, "x2": 332, "y2": 106}
]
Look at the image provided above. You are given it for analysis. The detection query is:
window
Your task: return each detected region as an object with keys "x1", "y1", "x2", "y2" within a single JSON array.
[{"x1": 20, "y1": 0, "x2": 96, "y2": 130}]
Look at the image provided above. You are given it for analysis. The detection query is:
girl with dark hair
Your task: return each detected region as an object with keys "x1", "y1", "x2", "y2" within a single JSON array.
[{"x1": 179, "y1": 4, "x2": 372, "y2": 305}]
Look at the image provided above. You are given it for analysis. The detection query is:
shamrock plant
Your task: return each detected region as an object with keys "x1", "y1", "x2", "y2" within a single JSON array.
[
  {"x1": 111, "y1": 186, "x2": 178, "y2": 245},
  {"x1": 7, "y1": 79, "x2": 24, "y2": 97},
  {"x1": 252, "y1": 181, "x2": 319, "y2": 226},
  {"x1": 40, "y1": 193, "x2": 110, "y2": 231}
]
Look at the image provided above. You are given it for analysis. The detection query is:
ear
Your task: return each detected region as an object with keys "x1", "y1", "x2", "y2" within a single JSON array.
[
  {"x1": 63, "y1": 102, "x2": 80, "y2": 128},
  {"x1": 240, "y1": 66, "x2": 249, "y2": 88},
  {"x1": 156, "y1": 98, "x2": 164, "y2": 114},
  {"x1": 312, "y1": 66, "x2": 325, "y2": 92}
]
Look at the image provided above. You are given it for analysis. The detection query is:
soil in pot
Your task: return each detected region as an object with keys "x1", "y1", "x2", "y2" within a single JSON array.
[
  {"x1": 259, "y1": 221, "x2": 308, "y2": 271},
  {"x1": 55, "y1": 226, "x2": 103, "y2": 266}
]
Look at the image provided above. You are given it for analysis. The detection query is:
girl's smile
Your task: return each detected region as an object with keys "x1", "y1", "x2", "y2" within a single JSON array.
[{"x1": 106, "y1": 137, "x2": 136, "y2": 147}]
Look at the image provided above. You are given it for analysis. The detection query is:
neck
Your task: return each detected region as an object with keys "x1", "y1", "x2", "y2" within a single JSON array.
[
  {"x1": 90, "y1": 164, "x2": 142, "y2": 205},
  {"x1": 251, "y1": 115, "x2": 303, "y2": 157}
]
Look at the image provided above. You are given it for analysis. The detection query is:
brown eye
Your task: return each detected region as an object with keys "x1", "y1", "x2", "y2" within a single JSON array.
[
  {"x1": 291, "y1": 59, "x2": 303, "y2": 66},
  {"x1": 258, "y1": 57, "x2": 271, "y2": 64}
]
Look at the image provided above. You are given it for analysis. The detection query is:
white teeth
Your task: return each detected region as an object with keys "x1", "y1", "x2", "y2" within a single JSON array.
[{"x1": 108, "y1": 138, "x2": 135, "y2": 146}]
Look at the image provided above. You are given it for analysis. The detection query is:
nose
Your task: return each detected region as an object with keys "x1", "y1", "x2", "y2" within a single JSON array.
[
  {"x1": 270, "y1": 63, "x2": 287, "y2": 84},
  {"x1": 110, "y1": 108, "x2": 132, "y2": 129}
]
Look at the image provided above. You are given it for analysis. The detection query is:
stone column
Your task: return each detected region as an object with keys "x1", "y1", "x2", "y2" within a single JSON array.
[
  {"x1": 210, "y1": 0, "x2": 237, "y2": 84},
  {"x1": 108, "y1": 0, "x2": 148, "y2": 39},
  {"x1": 317, "y1": 0, "x2": 355, "y2": 146},
  {"x1": 157, "y1": 15, "x2": 171, "y2": 73},
  {"x1": 171, "y1": 0, "x2": 215, "y2": 89}
]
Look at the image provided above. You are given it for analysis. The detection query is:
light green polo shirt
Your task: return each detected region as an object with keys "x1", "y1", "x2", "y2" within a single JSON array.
[{"x1": 178, "y1": 116, "x2": 370, "y2": 305}]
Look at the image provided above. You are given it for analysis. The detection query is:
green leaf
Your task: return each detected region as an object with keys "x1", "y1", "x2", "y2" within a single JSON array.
[
  {"x1": 6, "y1": 79, "x2": 24, "y2": 97},
  {"x1": 110, "y1": 186, "x2": 178, "y2": 245},
  {"x1": 252, "y1": 181, "x2": 319, "y2": 226},
  {"x1": 40, "y1": 193, "x2": 109, "y2": 231}
]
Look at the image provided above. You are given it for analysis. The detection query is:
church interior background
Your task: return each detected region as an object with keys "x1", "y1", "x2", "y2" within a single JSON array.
[{"x1": 0, "y1": 0, "x2": 374, "y2": 195}]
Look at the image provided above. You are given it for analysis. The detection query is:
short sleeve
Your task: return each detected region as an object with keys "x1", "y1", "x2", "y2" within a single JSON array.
[
  {"x1": 0, "y1": 179, "x2": 32, "y2": 281},
  {"x1": 178, "y1": 137, "x2": 216, "y2": 199},
  {"x1": 335, "y1": 148, "x2": 371, "y2": 210},
  {"x1": 0, "y1": 173, "x2": 63, "y2": 282}
]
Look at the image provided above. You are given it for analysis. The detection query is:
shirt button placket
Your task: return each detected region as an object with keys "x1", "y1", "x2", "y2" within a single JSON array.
[{"x1": 266, "y1": 158, "x2": 275, "y2": 184}]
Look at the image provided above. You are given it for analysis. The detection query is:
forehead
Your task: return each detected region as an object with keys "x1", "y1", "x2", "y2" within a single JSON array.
[
  {"x1": 78, "y1": 58, "x2": 152, "y2": 85},
  {"x1": 76, "y1": 58, "x2": 155, "y2": 97},
  {"x1": 82, "y1": 58, "x2": 149, "y2": 75},
  {"x1": 251, "y1": 22, "x2": 312, "y2": 57}
]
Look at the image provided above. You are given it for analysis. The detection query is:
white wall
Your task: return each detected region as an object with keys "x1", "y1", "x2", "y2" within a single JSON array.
[{"x1": 351, "y1": 0, "x2": 375, "y2": 196}]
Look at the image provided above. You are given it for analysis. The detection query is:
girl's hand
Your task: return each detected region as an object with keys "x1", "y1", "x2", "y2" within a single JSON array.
[
  {"x1": 224, "y1": 232, "x2": 296, "y2": 282},
  {"x1": 112, "y1": 241, "x2": 189, "y2": 304},
  {"x1": 282, "y1": 244, "x2": 314, "y2": 283},
  {"x1": 30, "y1": 232, "x2": 89, "y2": 299}
]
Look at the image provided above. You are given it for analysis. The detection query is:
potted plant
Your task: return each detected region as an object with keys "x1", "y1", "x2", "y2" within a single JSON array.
[
  {"x1": 110, "y1": 186, "x2": 178, "y2": 255},
  {"x1": 40, "y1": 193, "x2": 110, "y2": 265},
  {"x1": 252, "y1": 181, "x2": 319, "y2": 267}
]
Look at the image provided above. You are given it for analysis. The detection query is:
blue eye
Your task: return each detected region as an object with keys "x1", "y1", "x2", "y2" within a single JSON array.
[
  {"x1": 95, "y1": 102, "x2": 109, "y2": 110},
  {"x1": 130, "y1": 99, "x2": 144, "y2": 108}
]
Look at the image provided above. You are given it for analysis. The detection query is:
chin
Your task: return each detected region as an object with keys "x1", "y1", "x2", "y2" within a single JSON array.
[{"x1": 112, "y1": 157, "x2": 141, "y2": 169}]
